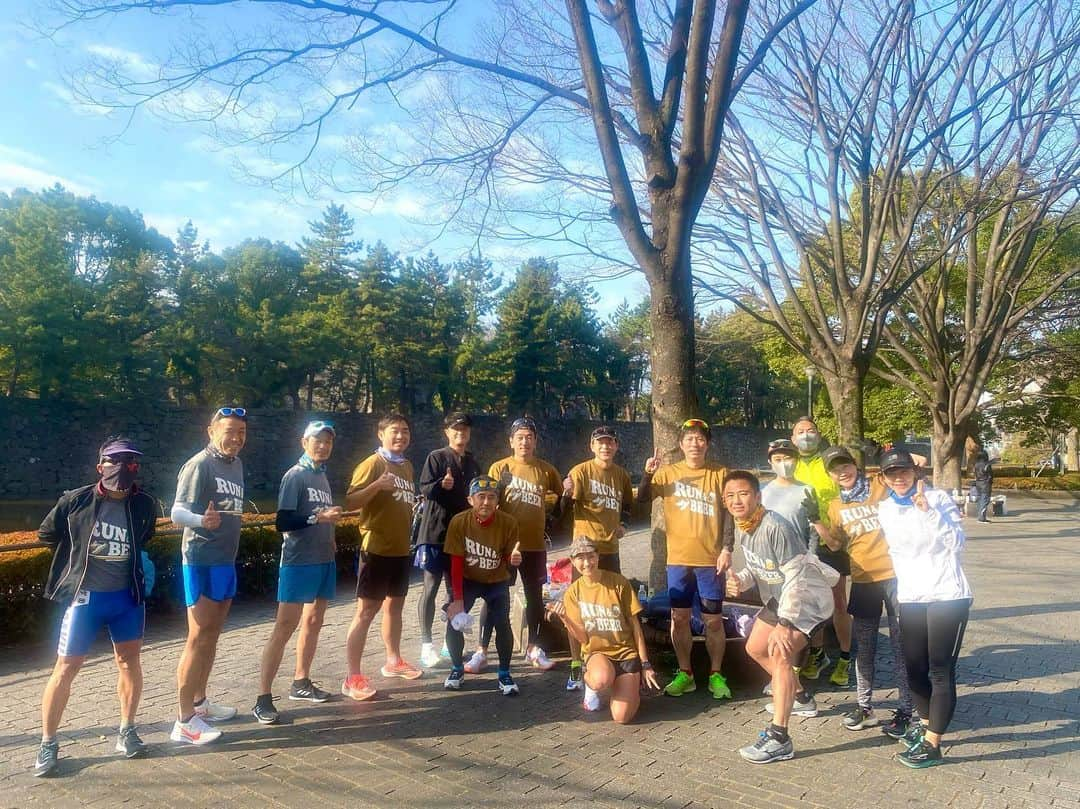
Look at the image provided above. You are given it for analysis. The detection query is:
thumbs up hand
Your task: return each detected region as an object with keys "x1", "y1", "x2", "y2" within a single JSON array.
[
  {"x1": 563, "y1": 475, "x2": 573, "y2": 496},
  {"x1": 202, "y1": 500, "x2": 222, "y2": 530},
  {"x1": 914, "y1": 479, "x2": 929, "y2": 512},
  {"x1": 510, "y1": 542, "x2": 522, "y2": 567},
  {"x1": 441, "y1": 467, "x2": 455, "y2": 490}
]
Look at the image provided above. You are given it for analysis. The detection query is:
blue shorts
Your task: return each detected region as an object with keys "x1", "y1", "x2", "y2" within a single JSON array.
[
  {"x1": 182, "y1": 563, "x2": 238, "y2": 607},
  {"x1": 277, "y1": 561, "x2": 336, "y2": 604},
  {"x1": 57, "y1": 589, "x2": 144, "y2": 657},
  {"x1": 667, "y1": 565, "x2": 725, "y2": 614},
  {"x1": 413, "y1": 543, "x2": 447, "y2": 575}
]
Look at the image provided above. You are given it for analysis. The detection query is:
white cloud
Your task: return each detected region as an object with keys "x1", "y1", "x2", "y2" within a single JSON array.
[
  {"x1": 0, "y1": 161, "x2": 94, "y2": 196},
  {"x1": 24, "y1": 58, "x2": 39, "y2": 71},
  {"x1": 162, "y1": 179, "x2": 211, "y2": 194},
  {"x1": 41, "y1": 80, "x2": 113, "y2": 117},
  {"x1": 84, "y1": 44, "x2": 158, "y2": 80}
]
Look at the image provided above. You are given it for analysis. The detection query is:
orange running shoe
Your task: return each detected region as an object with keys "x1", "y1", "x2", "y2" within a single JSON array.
[
  {"x1": 380, "y1": 659, "x2": 423, "y2": 680},
  {"x1": 341, "y1": 674, "x2": 377, "y2": 701}
]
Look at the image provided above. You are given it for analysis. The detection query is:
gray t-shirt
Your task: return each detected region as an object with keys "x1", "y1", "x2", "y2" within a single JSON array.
[
  {"x1": 761, "y1": 481, "x2": 817, "y2": 549},
  {"x1": 175, "y1": 449, "x2": 244, "y2": 565},
  {"x1": 735, "y1": 511, "x2": 806, "y2": 606},
  {"x1": 82, "y1": 497, "x2": 132, "y2": 592},
  {"x1": 278, "y1": 465, "x2": 336, "y2": 566}
]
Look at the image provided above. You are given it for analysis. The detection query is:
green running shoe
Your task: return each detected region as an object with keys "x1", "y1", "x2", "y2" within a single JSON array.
[
  {"x1": 829, "y1": 657, "x2": 851, "y2": 687},
  {"x1": 800, "y1": 648, "x2": 830, "y2": 680},
  {"x1": 664, "y1": 670, "x2": 697, "y2": 696},
  {"x1": 708, "y1": 672, "x2": 732, "y2": 700}
]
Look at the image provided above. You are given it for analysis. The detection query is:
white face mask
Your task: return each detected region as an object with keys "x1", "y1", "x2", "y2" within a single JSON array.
[
  {"x1": 794, "y1": 433, "x2": 820, "y2": 453},
  {"x1": 771, "y1": 459, "x2": 796, "y2": 480}
]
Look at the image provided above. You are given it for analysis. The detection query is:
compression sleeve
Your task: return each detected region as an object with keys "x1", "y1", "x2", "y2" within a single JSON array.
[
  {"x1": 170, "y1": 503, "x2": 204, "y2": 529},
  {"x1": 450, "y1": 554, "x2": 465, "y2": 601},
  {"x1": 276, "y1": 509, "x2": 310, "y2": 533}
]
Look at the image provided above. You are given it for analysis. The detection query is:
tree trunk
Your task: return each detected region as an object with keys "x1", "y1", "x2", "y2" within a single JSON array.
[
  {"x1": 820, "y1": 364, "x2": 865, "y2": 452},
  {"x1": 931, "y1": 415, "x2": 968, "y2": 493},
  {"x1": 1065, "y1": 427, "x2": 1078, "y2": 473},
  {"x1": 305, "y1": 372, "x2": 315, "y2": 409}
]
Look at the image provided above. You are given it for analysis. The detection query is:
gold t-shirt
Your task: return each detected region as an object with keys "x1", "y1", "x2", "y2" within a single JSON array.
[
  {"x1": 826, "y1": 475, "x2": 894, "y2": 583},
  {"x1": 649, "y1": 461, "x2": 729, "y2": 567},
  {"x1": 443, "y1": 510, "x2": 518, "y2": 584},
  {"x1": 568, "y1": 460, "x2": 634, "y2": 554},
  {"x1": 488, "y1": 456, "x2": 561, "y2": 552},
  {"x1": 347, "y1": 453, "x2": 416, "y2": 557},
  {"x1": 563, "y1": 570, "x2": 643, "y2": 662}
]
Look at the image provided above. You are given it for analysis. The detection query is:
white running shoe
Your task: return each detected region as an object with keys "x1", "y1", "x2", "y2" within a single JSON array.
[
  {"x1": 194, "y1": 698, "x2": 238, "y2": 722},
  {"x1": 170, "y1": 715, "x2": 222, "y2": 746},
  {"x1": 463, "y1": 650, "x2": 487, "y2": 674},
  {"x1": 526, "y1": 646, "x2": 556, "y2": 671},
  {"x1": 419, "y1": 643, "x2": 441, "y2": 669},
  {"x1": 765, "y1": 694, "x2": 819, "y2": 718},
  {"x1": 582, "y1": 686, "x2": 602, "y2": 712}
]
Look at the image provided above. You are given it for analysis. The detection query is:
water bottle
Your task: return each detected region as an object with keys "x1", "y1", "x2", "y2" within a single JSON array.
[{"x1": 637, "y1": 584, "x2": 648, "y2": 608}]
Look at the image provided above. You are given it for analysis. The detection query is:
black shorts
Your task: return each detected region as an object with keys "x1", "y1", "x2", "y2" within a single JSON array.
[
  {"x1": 571, "y1": 552, "x2": 621, "y2": 580},
  {"x1": 755, "y1": 600, "x2": 821, "y2": 667},
  {"x1": 509, "y1": 549, "x2": 548, "y2": 586},
  {"x1": 815, "y1": 545, "x2": 851, "y2": 577},
  {"x1": 356, "y1": 552, "x2": 411, "y2": 600},
  {"x1": 847, "y1": 578, "x2": 900, "y2": 621},
  {"x1": 586, "y1": 653, "x2": 641, "y2": 676}
]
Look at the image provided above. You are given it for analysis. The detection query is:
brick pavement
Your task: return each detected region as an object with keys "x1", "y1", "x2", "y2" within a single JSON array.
[{"x1": 1, "y1": 493, "x2": 1077, "y2": 809}]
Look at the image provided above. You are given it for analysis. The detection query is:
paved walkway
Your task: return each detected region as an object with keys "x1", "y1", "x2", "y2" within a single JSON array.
[{"x1": 1, "y1": 494, "x2": 1077, "y2": 809}]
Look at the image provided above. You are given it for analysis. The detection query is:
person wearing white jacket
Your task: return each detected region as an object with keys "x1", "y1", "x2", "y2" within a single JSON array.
[{"x1": 876, "y1": 448, "x2": 973, "y2": 770}]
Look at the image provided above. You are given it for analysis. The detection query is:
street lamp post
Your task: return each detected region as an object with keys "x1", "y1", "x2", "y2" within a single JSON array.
[{"x1": 804, "y1": 366, "x2": 815, "y2": 419}]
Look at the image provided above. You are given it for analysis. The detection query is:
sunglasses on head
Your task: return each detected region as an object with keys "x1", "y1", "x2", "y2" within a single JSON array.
[
  {"x1": 216, "y1": 407, "x2": 247, "y2": 419},
  {"x1": 307, "y1": 420, "x2": 334, "y2": 432},
  {"x1": 470, "y1": 477, "x2": 498, "y2": 491},
  {"x1": 681, "y1": 418, "x2": 709, "y2": 430}
]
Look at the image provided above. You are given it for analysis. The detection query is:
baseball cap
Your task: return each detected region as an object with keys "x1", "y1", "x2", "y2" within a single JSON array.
[
  {"x1": 445, "y1": 412, "x2": 473, "y2": 428},
  {"x1": 303, "y1": 420, "x2": 335, "y2": 439},
  {"x1": 591, "y1": 425, "x2": 618, "y2": 441},
  {"x1": 879, "y1": 448, "x2": 916, "y2": 472},
  {"x1": 821, "y1": 445, "x2": 856, "y2": 469},
  {"x1": 767, "y1": 438, "x2": 798, "y2": 457},
  {"x1": 99, "y1": 438, "x2": 143, "y2": 459},
  {"x1": 569, "y1": 537, "x2": 598, "y2": 558}
]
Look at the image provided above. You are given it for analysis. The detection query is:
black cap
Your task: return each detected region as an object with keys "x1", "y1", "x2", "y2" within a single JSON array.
[
  {"x1": 591, "y1": 425, "x2": 618, "y2": 441},
  {"x1": 444, "y1": 412, "x2": 473, "y2": 428},
  {"x1": 822, "y1": 445, "x2": 856, "y2": 469},
  {"x1": 767, "y1": 438, "x2": 798, "y2": 457},
  {"x1": 879, "y1": 448, "x2": 915, "y2": 472}
]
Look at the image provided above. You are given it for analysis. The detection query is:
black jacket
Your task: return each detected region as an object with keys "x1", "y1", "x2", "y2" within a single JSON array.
[
  {"x1": 38, "y1": 483, "x2": 158, "y2": 604},
  {"x1": 974, "y1": 458, "x2": 993, "y2": 487},
  {"x1": 416, "y1": 447, "x2": 483, "y2": 546}
]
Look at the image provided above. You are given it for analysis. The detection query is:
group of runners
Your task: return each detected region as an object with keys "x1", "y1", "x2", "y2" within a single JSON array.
[{"x1": 32, "y1": 409, "x2": 972, "y2": 776}]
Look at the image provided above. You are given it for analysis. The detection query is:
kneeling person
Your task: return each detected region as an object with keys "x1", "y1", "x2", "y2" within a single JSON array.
[
  {"x1": 723, "y1": 471, "x2": 838, "y2": 764},
  {"x1": 253, "y1": 421, "x2": 344, "y2": 724},
  {"x1": 443, "y1": 476, "x2": 522, "y2": 696},
  {"x1": 548, "y1": 539, "x2": 660, "y2": 724}
]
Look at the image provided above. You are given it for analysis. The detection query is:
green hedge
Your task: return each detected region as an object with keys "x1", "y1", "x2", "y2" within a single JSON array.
[{"x1": 0, "y1": 520, "x2": 365, "y2": 646}]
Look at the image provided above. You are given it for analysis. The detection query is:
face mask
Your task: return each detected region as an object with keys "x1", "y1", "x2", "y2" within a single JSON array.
[
  {"x1": 794, "y1": 433, "x2": 820, "y2": 453},
  {"x1": 771, "y1": 459, "x2": 796, "y2": 479},
  {"x1": 101, "y1": 463, "x2": 138, "y2": 492}
]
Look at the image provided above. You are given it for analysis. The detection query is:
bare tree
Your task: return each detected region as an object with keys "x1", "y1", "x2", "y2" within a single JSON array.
[{"x1": 695, "y1": 0, "x2": 1079, "y2": 456}]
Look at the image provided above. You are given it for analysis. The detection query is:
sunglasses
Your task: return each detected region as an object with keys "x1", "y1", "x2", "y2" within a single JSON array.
[
  {"x1": 216, "y1": 407, "x2": 247, "y2": 419},
  {"x1": 510, "y1": 418, "x2": 537, "y2": 434},
  {"x1": 681, "y1": 418, "x2": 710, "y2": 431},
  {"x1": 101, "y1": 457, "x2": 140, "y2": 469},
  {"x1": 307, "y1": 420, "x2": 334, "y2": 432},
  {"x1": 470, "y1": 477, "x2": 498, "y2": 492}
]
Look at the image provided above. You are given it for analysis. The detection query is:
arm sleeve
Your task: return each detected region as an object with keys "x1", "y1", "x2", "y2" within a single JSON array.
[
  {"x1": 450, "y1": 554, "x2": 465, "y2": 601},
  {"x1": 276, "y1": 509, "x2": 310, "y2": 533},
  {"x1": 37, "y1": 497, "x2": 67, "y2": 546},
  {"x1": 170, "y1": 504, "x2": 204, "y2": 529},
  {"x1": 621, "y1": 474, "x2": 635, "y2": 522},
  {"x1": 635, "y1": 472, "x2": 654, "y2": 503}
]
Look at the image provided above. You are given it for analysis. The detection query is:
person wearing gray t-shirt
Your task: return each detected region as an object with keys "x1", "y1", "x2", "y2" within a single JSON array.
[
  {"x1": 253, "y1": 421, "x2": 344, "y2": 725},
  {"x1": 761, "y1": 438, "x2": 824, "y2": 550},
  {"x1": 169, "y1": 407, "x2": 248, "y2": 747}
]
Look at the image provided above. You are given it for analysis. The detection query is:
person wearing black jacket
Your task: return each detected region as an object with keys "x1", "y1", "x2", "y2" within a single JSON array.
[
  {"x1": 972, "y1": 451, "x2": 994, "y2": 523},
  {"x1": 415, "y1": 412, "x2": 483, "y2": 668},
  {"x1": 34, "y1": 436, "x2": 157, "y2": 777}
]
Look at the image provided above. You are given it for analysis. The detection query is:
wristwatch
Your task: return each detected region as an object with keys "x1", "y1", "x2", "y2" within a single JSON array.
[
  {"x1": 777, "y1": 617, "x2": 795, "y2": 630},
  {"x1": 306, "y1": 513, "x2": 319, "y2": 526},
  {"x1": 641, "y1": 661, "x2": 653, "y2": 670}
]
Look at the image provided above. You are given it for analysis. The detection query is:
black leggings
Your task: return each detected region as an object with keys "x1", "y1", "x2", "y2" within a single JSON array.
[
  {"x1": 480, "y1": 550, "x2": 546, "y2": 649},
  {"x1": 418, "y1": 567, "x2": 453, "y2": 644},
  {"x1": 448, "y1": 581, "x2": 513, "y2": 671},
  {"x1": 899, "y1": 599, "x2": 970, "y2": 735}
]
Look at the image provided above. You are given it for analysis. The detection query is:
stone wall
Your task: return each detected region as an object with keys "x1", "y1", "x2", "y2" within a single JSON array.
[{"x1": 0, "y1": 400, "x2": 783, "y2": 505}]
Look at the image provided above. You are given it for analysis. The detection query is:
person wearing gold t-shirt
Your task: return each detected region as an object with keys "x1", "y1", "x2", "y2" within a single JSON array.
[
  {"x1": 559, "y1": 425, "x2": 635, "y2": 691},
  {"x1": 341, "y1": 414, "x2": 421, "y2": 703},
  {"x1": 636, "y1": 418, "x2": 733, "y2": 700},
  {"x1": 548, "y1": 538, "x2": 661, "y2": 724},
  {"x1": 465, "y1": 417, "x2": 562, "y2": 675}
]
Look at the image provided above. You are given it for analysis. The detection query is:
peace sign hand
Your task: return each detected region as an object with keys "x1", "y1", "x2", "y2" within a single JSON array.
[
  {"x1": 644, "y1": 448, "x2": 662, "y2": 475},
  {"x1": 913, "y1": 479, "x2": 929, "y2": 512}
]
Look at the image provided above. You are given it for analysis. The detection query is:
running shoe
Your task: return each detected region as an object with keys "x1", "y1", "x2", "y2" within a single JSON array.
[
  {"x1": 115, "y1": 727, "x2": 148, "y2": 758},
  {"x1": 381, "y1": 659, "x2": 423, "y2": 680},
  {"x1": 582, "y1": 685, "x2": 602, "y2": 712},
  {"x1": 842, "y1": 706, "x2": 880, "y2": 730},
  {"x1": 33, "y1": 740, "x2": 59, "y2": 777},
  {"x1": 419, "y1": 643, "x2": 442, "y2": 669},
  {"x1": 252, "y1": 695, "x2": 280, "y2": 725},
  {"x1": 708, "y1": 672, "x2": 732, "y2": 700},
  {"x1": 444, "y1": 668, "x2": 465, "y2": 690},
  {"x1": 765, "y1": 694, "x2": 818, "y2": 718},
  {"x1": 566, "y1": 662, "x2": 584, "y2": 691},
  {"x1": 463, "y1": 650, "x2": 488, "y2": 674},
  {"x1": 170, "y1": 715, "x2": 222, "y2": 746},
  {"x1": 439, "y1": 644, "x2": 452, "y2": 660},
  {"x1": 881, "y1": 711, "x2": 912, "y2": 740},
  {"x1": 829, "y1": 657, "x2": 851, "y2": 687},
  {"x1": 341, "y1": 673, "x2": 377, "y2": 701},
  {"x1": 762, "y1": 681, "x2": 773, "y2": 697},
  {"x1": 526, "y1": 646, "x2": 556, "y2": 671},
  {"x1": 739, "y1": 730, "x2": 795, "y2": 764},
  {"x1": 898, "y1": 739, "x2": 943, "y2": 769},
  {"x1": 800, "y1": 648, "x2": 830, "y2": 680},
  {"x1": 664, "y1": 670, "x2": 697, "y2": 697},
  {"x1": 193, "y1": 698, "x2": 238, "y2": 722},
  {"x1": 497, "y1": 672, "x2": 520, "y2": 696},
  {"x1": 289, "y1": 678, "x2": 331, "y2": 702},
  {"x1": 897, "y1": 722, "x2": 927, "y2": 749}
]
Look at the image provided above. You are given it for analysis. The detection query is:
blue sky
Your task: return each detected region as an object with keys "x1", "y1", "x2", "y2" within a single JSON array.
[{"x1": 0, "y1": 2, "x2": 649, "y2": 310}]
